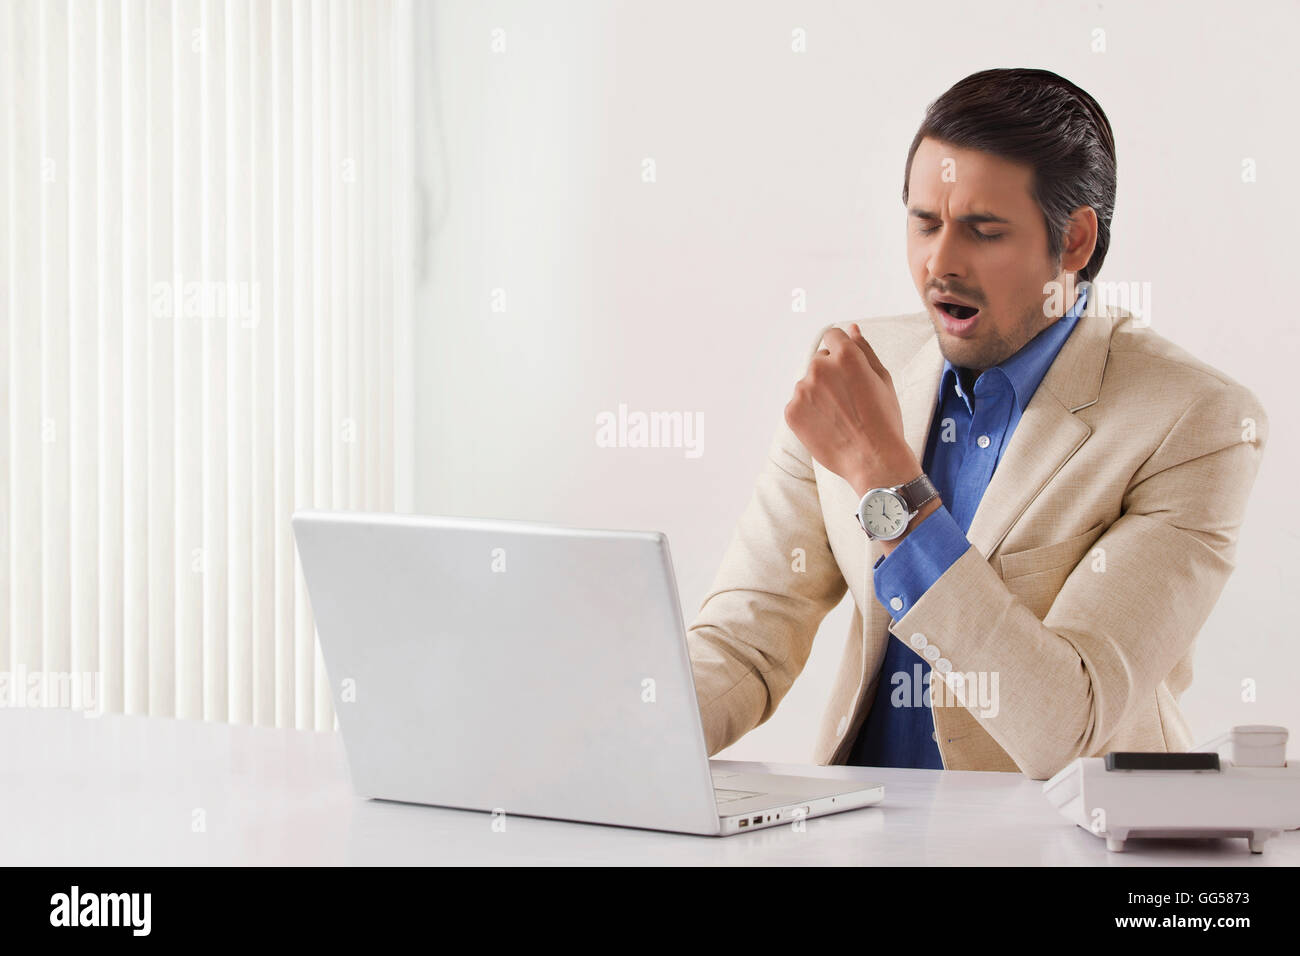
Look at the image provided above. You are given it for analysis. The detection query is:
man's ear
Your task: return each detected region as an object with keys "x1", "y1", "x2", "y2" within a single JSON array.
[{"x1": 1061, "y1": 205, "x2": 1098, "y2": 275}]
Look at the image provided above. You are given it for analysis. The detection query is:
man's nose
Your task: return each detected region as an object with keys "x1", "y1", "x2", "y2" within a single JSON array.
[{"x1": 927, "y1": 223, "x2": 967, "y2": 280}]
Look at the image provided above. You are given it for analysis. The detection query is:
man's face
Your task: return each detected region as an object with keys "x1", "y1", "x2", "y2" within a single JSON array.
[{"x1": 906, "y1": 137, "x2": 1070, "y2": 373}]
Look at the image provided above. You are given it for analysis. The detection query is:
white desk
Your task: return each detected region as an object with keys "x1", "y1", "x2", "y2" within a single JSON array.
[{"x1": 1, "y1": 708, "x2": 1294, "y2": 866}]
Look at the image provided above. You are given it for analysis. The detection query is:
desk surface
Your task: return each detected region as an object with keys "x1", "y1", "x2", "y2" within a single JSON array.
[{"x1": 1, "y1": 708, "x2": 1294, "y2": 866}]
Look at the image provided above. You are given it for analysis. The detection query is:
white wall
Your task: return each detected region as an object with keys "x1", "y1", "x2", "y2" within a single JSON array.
[{"x1": 412, "y1": 0, "x2": 1300, "y2": 762}]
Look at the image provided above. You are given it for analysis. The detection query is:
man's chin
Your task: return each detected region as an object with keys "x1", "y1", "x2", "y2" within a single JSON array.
[{"x1": 931, "y1": 322, "x2": 986, "y2": 367}]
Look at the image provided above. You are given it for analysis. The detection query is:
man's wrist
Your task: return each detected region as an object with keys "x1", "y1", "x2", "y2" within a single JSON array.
[
  {"x1": 878, "y1": 495, "x2": 942, "y2": 556},
  {"x1": 848, "y1": 449, "x2": 944, "y2": 554},
  {"x1": 848, "y1": 450, "x2": 924, "y2": 499}
]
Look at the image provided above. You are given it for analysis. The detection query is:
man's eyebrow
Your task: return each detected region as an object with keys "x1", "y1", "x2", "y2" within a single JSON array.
[{"x1": 908, "y1": 207, "x2": 1011, "y2": 224}]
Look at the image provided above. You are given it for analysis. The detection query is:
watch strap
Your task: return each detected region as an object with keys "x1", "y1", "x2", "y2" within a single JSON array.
[{"x1": 894, "y1": 473, "x2": 939, "y2": 513}]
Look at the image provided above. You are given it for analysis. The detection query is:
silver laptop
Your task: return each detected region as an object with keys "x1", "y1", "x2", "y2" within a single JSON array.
[{"x1": 291, "y1": 511, "x2": 884, "y2": 836}]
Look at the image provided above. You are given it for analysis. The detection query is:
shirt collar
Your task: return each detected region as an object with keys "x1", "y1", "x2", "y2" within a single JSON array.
[{"x1": 941, "y1": 283, "x2": 1089, "y2": 413}]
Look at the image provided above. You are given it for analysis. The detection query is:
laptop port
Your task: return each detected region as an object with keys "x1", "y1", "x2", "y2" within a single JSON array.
[
  {"x1": 752, "y1": 816, "x2": 763, "y2": 825},
  {"x1": 738, "y1": 819, "x2": 748, "y2": 827}
]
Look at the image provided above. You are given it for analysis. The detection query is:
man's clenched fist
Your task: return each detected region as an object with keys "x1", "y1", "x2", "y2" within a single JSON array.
[{"x1": 783, "y1": 322, "x2": 921, "y2": 498}]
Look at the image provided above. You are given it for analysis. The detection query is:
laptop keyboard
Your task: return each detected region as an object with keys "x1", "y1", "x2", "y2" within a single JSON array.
[{"x1": 713, "y1": 787, "x2": 762, "y2": 804}]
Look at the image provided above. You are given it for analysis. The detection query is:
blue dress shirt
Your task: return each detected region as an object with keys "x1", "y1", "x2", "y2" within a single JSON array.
[{"x1": 845, "y1": 284, "x2": 1090, "y2": 768}]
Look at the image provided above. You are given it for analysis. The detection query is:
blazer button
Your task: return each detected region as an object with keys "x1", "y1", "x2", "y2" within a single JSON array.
[
  {"x1": 909, "y1": 632, "x2": 927, "y2": 650},
  {"x1": 923, "y1": 645, "x2": 940, "y2": 662},
  {"x1": 935, "y1": 658, "x2": 952, "y2": 674}
]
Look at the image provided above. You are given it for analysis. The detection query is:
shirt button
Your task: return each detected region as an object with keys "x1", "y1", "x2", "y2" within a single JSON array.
[
  {"x1": 976, "y1": 434, "x2": 991, "y2": 448},
  {"x1": 931, "y1": 731, "x2": 939, "y2": 742},
  {"x1": 889, "y1": 596, "x2": 903, "y2": 611}
]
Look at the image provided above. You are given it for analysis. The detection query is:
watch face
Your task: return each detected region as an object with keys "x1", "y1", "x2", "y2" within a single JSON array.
[{"x1": 861, "y1": 490, "x2": 909, "y2": 539}]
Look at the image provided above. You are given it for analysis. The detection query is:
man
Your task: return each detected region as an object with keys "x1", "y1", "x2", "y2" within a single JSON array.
[{"x1": 686, "y1": 68, "x2": 1268, "y2": 779}]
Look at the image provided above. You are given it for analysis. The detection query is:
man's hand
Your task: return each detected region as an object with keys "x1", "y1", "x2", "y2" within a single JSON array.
[{"x1": 784, "y1": 323, "x2": 921, "y2": 498}]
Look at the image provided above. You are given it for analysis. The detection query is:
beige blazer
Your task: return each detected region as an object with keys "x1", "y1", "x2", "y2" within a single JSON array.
[{"x1": 687, "y1": 301, "x2": 1268, "y2": 779}]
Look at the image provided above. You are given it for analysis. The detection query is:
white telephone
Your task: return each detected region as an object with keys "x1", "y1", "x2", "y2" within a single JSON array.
[{"x1": 1042, "y1": 725, "x2": 1299, "y2": 853}]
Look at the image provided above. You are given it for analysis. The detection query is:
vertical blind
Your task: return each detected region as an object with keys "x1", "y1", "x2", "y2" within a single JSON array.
[{"x1": 1, "y1": 0, "x2": 416, "y2": 731}]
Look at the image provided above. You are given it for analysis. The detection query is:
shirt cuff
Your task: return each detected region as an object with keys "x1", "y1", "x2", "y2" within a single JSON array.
[{"x1": 872, "y1": 504, "x2": 972, "y2": 622}]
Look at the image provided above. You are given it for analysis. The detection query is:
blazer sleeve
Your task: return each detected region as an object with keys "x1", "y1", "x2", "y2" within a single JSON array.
[
  {"x1": 889, "y1": 380, "x2": 1270, "y2": 779},
  {"x1": 686, "y1": 326, "x2": 849, "y2": 756}
]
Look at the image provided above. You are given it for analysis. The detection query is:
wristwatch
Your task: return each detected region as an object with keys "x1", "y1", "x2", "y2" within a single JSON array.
[{"x1": 855, "y1": 474, "x2": 940, "y2": 541}]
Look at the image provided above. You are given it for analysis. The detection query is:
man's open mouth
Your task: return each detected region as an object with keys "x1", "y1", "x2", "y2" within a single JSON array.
[{"x1": 936, "y1": 301, "x2": 980, "y2": 321}]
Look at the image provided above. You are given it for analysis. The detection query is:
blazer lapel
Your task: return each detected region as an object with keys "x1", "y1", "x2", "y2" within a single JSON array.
[
  {"x1": 896, "y1": 333, "x2": 944, "y2": 475},
  {"x1": 966, "y1": 303, "x2": 1116, "y2": 557}
]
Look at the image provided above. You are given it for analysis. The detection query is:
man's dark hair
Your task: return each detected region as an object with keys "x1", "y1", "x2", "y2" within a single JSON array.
[{"x1": 902, "y1": 68, "x2": 1117, "y2": 283}]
